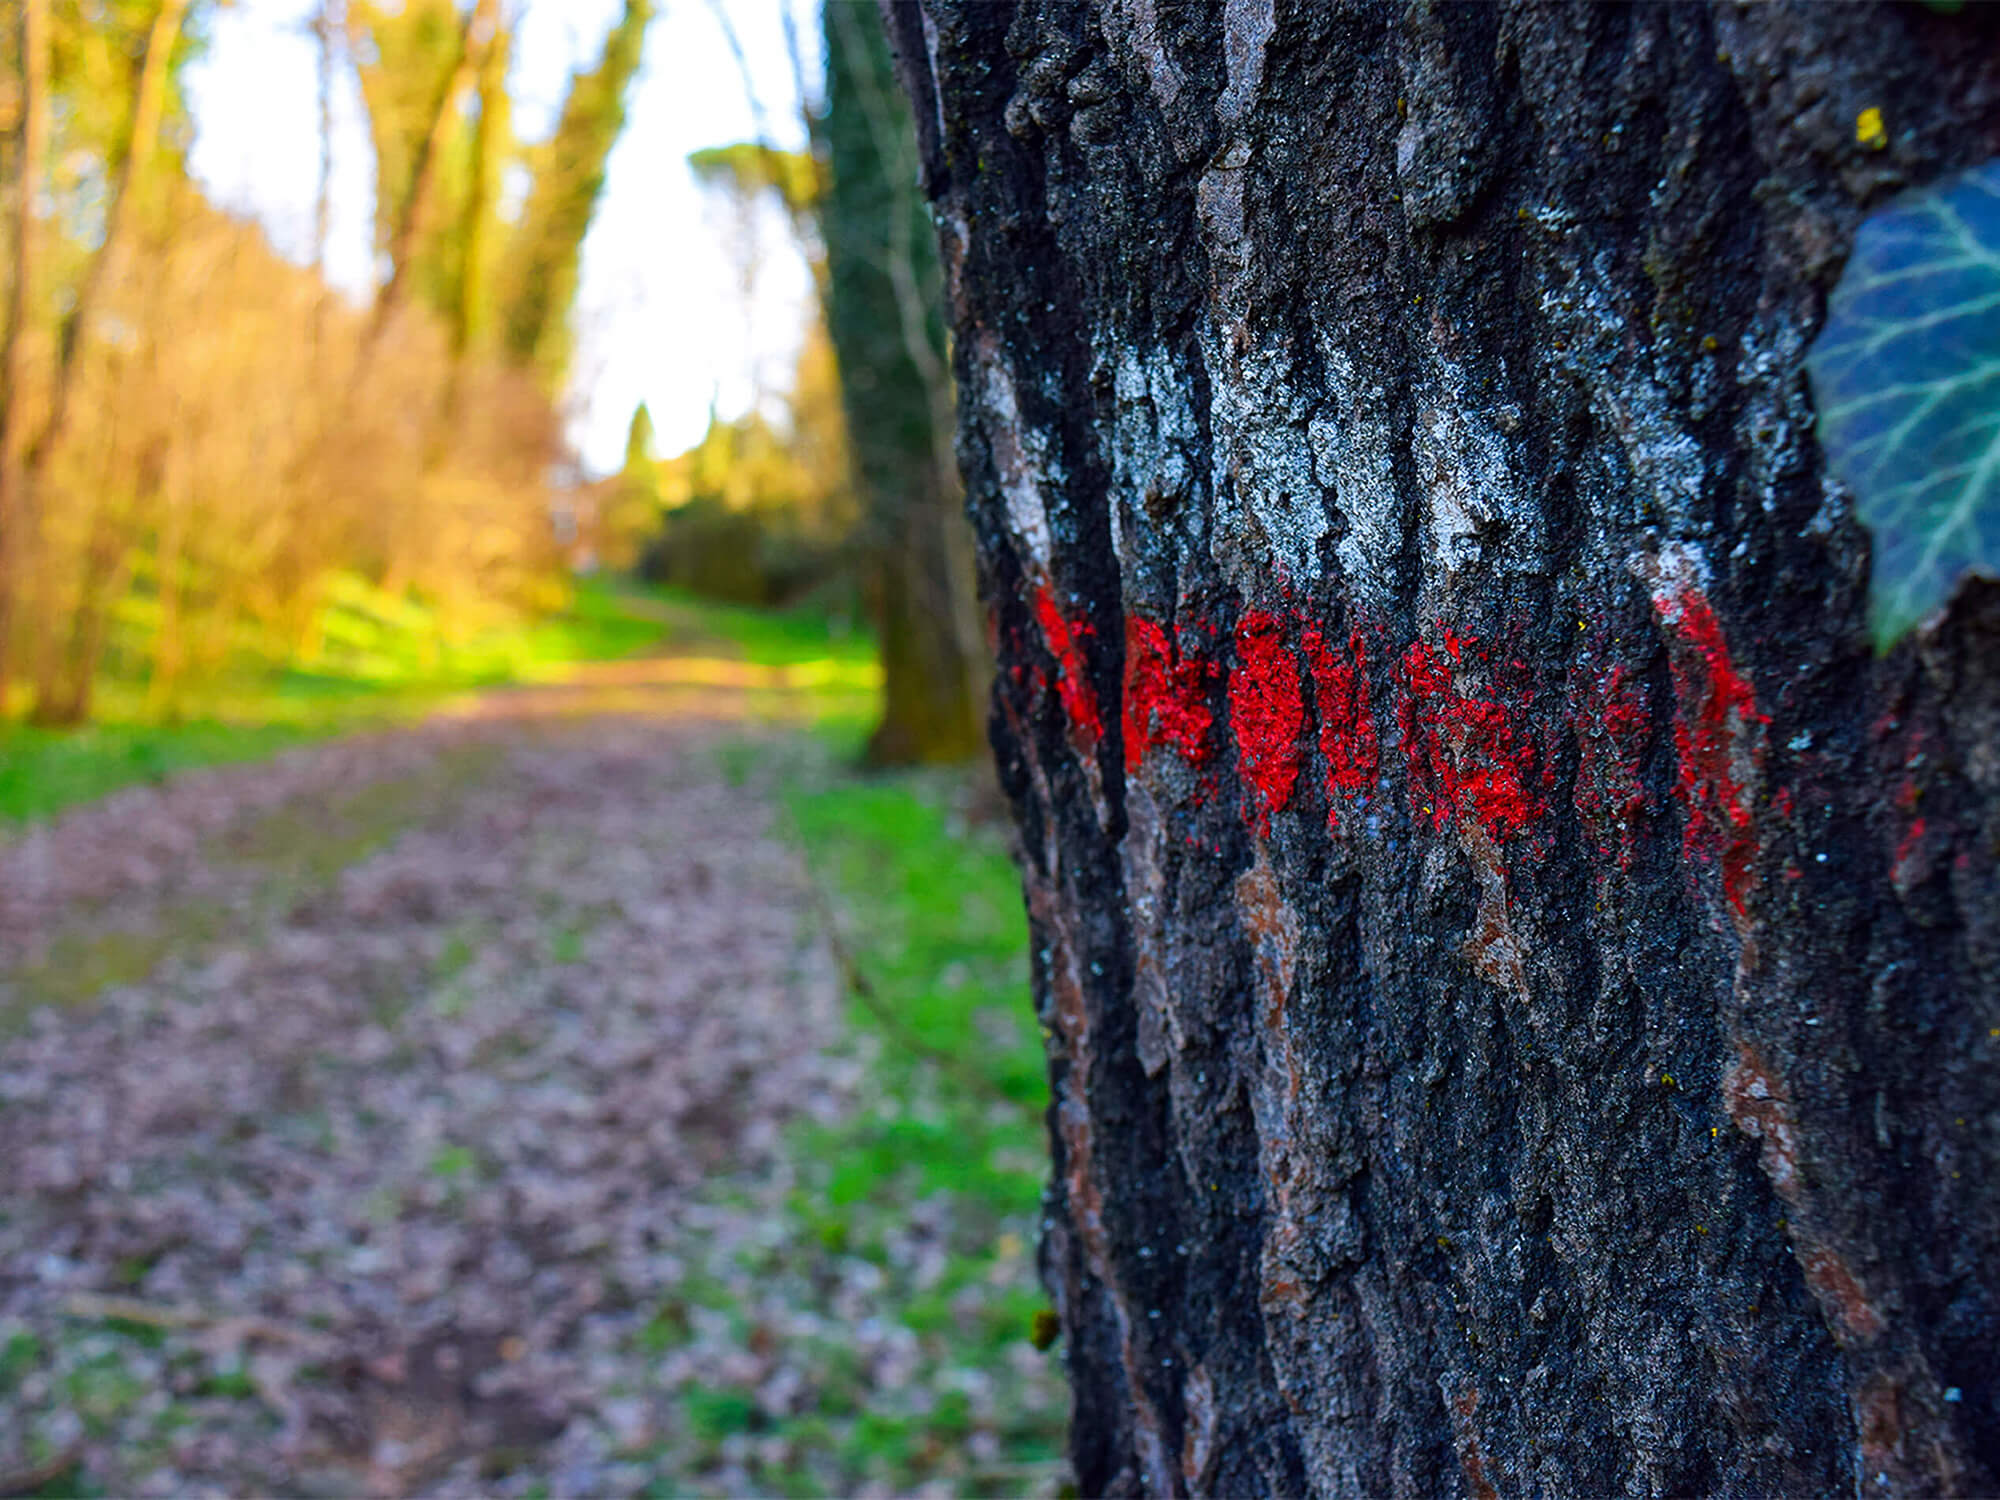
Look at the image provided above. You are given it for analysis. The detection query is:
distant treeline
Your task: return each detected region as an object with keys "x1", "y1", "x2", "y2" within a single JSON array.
[{"x1": 0, "y1": 0, "x2": 650, "y2": 723}]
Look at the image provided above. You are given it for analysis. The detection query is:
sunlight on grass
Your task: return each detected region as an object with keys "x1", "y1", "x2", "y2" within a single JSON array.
[
  {"x1": 0, "y1": 722, "x2": 325, "y2": 827},
  {"x1": 0, "y1": 577, "x2": 882, "y2": 830}
]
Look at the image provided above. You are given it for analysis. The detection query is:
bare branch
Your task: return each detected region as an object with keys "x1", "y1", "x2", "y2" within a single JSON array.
[
  {"x1": 36, "y1": 0, "x2": 193, "y2": 465},
  {"x1": 361, "y1": 0, "x2": 500, "y2": 361}
]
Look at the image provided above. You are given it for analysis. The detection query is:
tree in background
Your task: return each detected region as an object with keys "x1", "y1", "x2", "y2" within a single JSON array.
[
  {"x1": 819, "y1": 0, "x2": 982, "y2": 764},
  {"x1": 639, "y1": 315, "x2": 854, "y2": 609},
  {"x1": 6, "y1": 0, "x2": 194, "y2": 723},
  {"x1": 0, "y1": 0, "x2": 655, "y2": 726},
  {"x1": 349, "y1": 0, "x2": 503, "y2": 362},
  {"x1": 687, "y1": 139, "x2": 822, "y2": 239},
  {"x1": 594, "y1": 402, "x2": 663, "y2": 572},
  {"x1": 452, "y1": 0, "x2": 508, "y2": 369},
  {"x1": 495, "y1": 0, "x2": 652, "y2": 391},
  {"x1": 654, "y1": 6, "x2": 985, "y2": 760},
  {"x1": 0, "y1": 0, "x2": 50, "y2": 717},
  {"x1": 893, "y1": 1, "x2": 2000, "y2": 1493},
  {"x1": 636, "y1": 137, "x2": 851, "y2": 609}
]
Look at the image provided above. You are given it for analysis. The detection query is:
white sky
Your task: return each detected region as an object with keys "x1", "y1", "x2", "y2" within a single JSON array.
[{"x1": 184, "y1": 0, "x2": 820, "y2": 474}]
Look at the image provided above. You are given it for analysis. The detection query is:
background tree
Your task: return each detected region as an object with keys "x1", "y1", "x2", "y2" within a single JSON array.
[
  {"x1": 0, "y1": 0, "x2": 50, "y2": 716},
  {"x1": 495, "y1": 0, "x2": 652, "y2": 389},
  {"x1": 350, "y1": 0, "x2": 501, "y2": 362},
  {"x1": 821, "y1": 0, "x2": 983, "y2": 764},
  {"x1": 595, "y1": 401, "x2": 663, "y2": 571},
  {"x1": 890, "y1": 1, "x2": 2000, "y2": 1494},
  {"x1": 0, "y1": 0, "x2": 653, "y2": 727},
  {"x1": 15, "y1": 0, "x2": 192, "y2": 723},
  {"x1": 451, "y1": 0, "x2": 507, "y2": 368},
  {"x1": 639, "y1": 320, "x2": 854, "y2": 609}
]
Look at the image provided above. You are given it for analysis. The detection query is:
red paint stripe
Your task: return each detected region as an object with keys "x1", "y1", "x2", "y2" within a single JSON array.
[
  {"x1": 1032, "y1": 583, "x2": 1104, "y2": 748},
  {"x1": 1230, "y1": 610, "x2": 1305, "y2": 835},
  {"x1": 1123, "y1": 616, "x2": 1216, "y2": 772},
  {"x1": 1300, "y1": 623, "x2": 1378, "y2": 834},
  {"x1": 1652, "y1": 586, "x2": 1765, "y2": 921},
  {"x1": 1398, "y1": 635, "x2": 1547, "y2": 845}
]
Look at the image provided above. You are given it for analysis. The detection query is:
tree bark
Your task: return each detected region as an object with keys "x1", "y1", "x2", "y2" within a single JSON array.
[{"x1": 889, "y1": 2, "x2": 2000, "y2": 1494}]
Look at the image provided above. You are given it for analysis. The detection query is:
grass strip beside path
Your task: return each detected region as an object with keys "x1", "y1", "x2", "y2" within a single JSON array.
[{"x1": 0, "y1": 580, "x2": 878, "y2": 831}]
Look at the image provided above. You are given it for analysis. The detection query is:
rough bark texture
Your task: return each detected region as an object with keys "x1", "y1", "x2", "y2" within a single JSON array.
[{"x1": 887, "y1": 3, "x2": 2000, "y2": 1495}]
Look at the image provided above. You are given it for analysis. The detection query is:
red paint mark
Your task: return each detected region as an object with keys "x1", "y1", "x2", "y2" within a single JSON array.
[
  {"x1": 1398, "y1": 635, "x2": 1547, "y2": 845},
  {"x1": 1892, "y1": 814, "x2": 1929, "y2": 892},
  {"x1": 1230, "y1": 610, "x2": 1306, "y2": 834},
  {"x1": 1123, "y1": 616, "x2": 1216, "y2": 772},
  {"x1": 1650, "y1": 584, "x2": 1767, "y2": 922},
  {"x1": 1032, "y1": 584, "x2": 1104, "y2": 748},
  {"x1": 1570, "y1": 661, "x2": 1652, "y2": 871},
  {"x1": 1300, "y1": 624, "x2": 1379, "y2": 834}
]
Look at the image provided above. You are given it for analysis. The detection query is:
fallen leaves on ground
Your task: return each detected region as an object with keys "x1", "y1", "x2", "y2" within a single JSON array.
[{"x1": 0, "y1": 713, "x2": 1065, "y2": 1497}]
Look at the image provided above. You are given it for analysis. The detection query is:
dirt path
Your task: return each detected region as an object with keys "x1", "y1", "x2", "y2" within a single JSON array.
[{"x1": 0, "y1": 695, "x2": 1059, "y2": 1497}]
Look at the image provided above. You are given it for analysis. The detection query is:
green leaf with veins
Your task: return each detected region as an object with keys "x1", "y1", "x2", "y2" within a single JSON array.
[{"x1": 1806, "y1": 158, "x2": 2000, "y2": 647}]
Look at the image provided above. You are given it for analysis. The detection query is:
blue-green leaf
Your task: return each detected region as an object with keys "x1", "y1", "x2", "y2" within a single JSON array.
[{"x1": 1806, "y1": 158, "x2": 2000, "y2": 647}]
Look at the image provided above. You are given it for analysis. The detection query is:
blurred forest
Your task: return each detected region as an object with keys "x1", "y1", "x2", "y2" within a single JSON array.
[
  {"x1": 0, "y1": 5, "x2": 1069, "y2": 1493},
  {"x1": 0, "y1": 0, "x2": 982, "y2": 764}
]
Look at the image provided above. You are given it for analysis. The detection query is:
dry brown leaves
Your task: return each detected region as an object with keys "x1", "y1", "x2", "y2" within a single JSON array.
[{"x1": 0, "y1": 714, "x2": 938, "y2": 1495}]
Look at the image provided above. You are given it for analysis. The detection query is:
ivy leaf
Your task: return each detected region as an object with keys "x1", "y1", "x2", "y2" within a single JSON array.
[{"x1": 1806, "y1": 158, "x2": 2000, "y2": 648}]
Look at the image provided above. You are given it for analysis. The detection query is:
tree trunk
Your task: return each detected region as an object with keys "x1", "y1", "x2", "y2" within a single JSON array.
[
  {"x1": 888, "y1": 2, "x2": 2000, "y2": 1494},
  {"x1": 823, "y1": 0, "x2": 986, "y2": 765},
  {"x1": 492, "y1": 0, "x2": 653, "y2": 388},
  {"x1": 36, "y1": 0, "x2": 189, "y2": 464},
  {"x1": 0, "y1": 0, "x2": 50, "y2": 719},
  {"x1": 313, "y1": 0, "x2": 344, "y2": 365},
  {"x1": 358, "y1": 0, "x2": 496, "y2": 367}
]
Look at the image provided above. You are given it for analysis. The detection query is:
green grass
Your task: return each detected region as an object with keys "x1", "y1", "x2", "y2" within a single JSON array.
[
  {"x1": 428, "y1": 1145, "x2": 478, "y2": 1180},
  {"x1": 684, "y1": 1386, "x2": 760, "y2": 1443},
  {"x1": 644, "y1": 753, "x2": 1064, "y2": 1493},
  {"x1": 646, "y1": 586, "x2": 872, "y2": 668},
  {"x1": 782, "y1": 763, "x2": 1050, "y2": 1271},
  {"x1": 0, "y1": 575, "x2": 880, "y2": 830},
  {"x1": 0, "y1": 1330, "x2": 43, "y2": 1393},
  {"x1": 608, "y1": 750, "x2": 1061, "y2": 1494},
  {"x1": 787, "y1": 776, "x2": 1048, "y2": 1112},
  {"x1": 0, "y1": 721, "x2": 322, "y2": 826}
]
